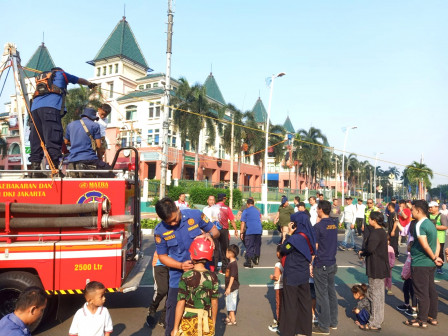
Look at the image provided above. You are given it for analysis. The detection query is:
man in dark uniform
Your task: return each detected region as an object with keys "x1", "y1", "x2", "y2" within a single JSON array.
[
  {"x1": 29, "y1": 68, "x2": 96, "y2": 170},
  {"x1": 153, "y1": 197, "x2": 220, "y2": 336},
  {"x1": 64, "y1": 107, "x2": 112, "y2": 173}
]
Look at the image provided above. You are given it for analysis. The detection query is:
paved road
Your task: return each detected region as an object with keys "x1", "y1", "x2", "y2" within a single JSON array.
[{"x1": 35, "y1": 234, "x2": 448, "y2": 336}]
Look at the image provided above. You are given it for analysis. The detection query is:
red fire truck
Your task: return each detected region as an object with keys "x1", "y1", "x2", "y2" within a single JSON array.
[{"x1": 0, "y1": 148, "x2": 146, "y2": 329}]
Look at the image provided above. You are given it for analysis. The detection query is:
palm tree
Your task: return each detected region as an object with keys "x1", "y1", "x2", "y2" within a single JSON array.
[
  {"x1": 346, "y1": 154, "x2": 359, "y2": 194},
  {"x1": 171, "y1": 78, "x2": 217, "y2": 180},
  {"x1": 296, "y1": 127, "x2": 329, "y2": 188},
  {"x1": 64, "y1": 86, "x2": 102, "y2": 129},
  {"x1": 403, "y1": 161, "x2": 433, "y2": 198}
]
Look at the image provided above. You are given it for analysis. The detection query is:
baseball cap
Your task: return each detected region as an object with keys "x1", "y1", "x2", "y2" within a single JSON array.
[
  {"x1": 428, "y1": 201, "x2": 439, "y2": 207},
  {"x1": 217, "y1": 193, "x2": 226, "y2": 201},
  {"x1": 281, "y1": 196, "x2": 288, "y2": 205}
]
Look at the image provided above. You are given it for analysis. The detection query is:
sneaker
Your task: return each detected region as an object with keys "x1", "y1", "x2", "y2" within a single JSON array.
[
  {"x1": 338, "y1": 245, "x2": 346, "y2": 251},
  {"x1": 405, "y1": 308, "x2": 417, "y2": 317},
  {"x1": 313, "y1": 315, "x2": 318, "y2": 323},
  {"x1": 268, "y1": 322, "x2": 278, "y2": 333},
  {"x1": 347, "y1": 247, "x2": 354, "y2": 251},
  {"x1": 312, "y1": 326, "x2": 330, "y2": 335},
  {"x1": 243, "y1": 260, "x2": 253, "y2": 268},
  {"x1": 387, "y1": 290, "x2": 393, "y2": 295},
  {"x1": 146, "y1": 309, "x2": 156, "y2": 328},
  {"x1": 157, "y1": 320, "x2": 166, "y2": 329},
  {"x1": 436, "y1": 269, "x2": 444, "y2": 275},
  {"x1": 330, "y1": 325, "x2": 338, "y2": 330},
  {"x1": 396, "y1": 304, "x2": 410, "y2": 311}
]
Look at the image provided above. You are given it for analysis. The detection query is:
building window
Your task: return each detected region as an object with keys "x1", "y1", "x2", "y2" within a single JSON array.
[
  {"x1": 185, "y1": 139, "x2": 190, "y2": 151},
  {"x1": 9, "y1": 143, "x2": 20, "y2": 155},
  {"x1": 115, "y1": 64, "x2": 118, "y2": 73},
  {"x1": 147, "y1": 129, "x2": 160, "y2": 145},
  {"x1": 97, "y1": 68, "x2": 101, "y2": 76},
  {"x1": 146, "y1": 84, "x2": 151, "y2": 89},
  {"x1": 121, "y1": 131, "x2": 129, "y2": 147},
  {"x1": 109, "y1": 65, "x2": 112, "y2": 74},
  {"x1": 219, "y1": 145, "x2": 224, "y2": 159},
  {"x1": 1, "y1": 125, "x2": 8, "y2": 135},
  {"x1": 126, "y1": 105, "x2": 137, "y2": 120},
  {"x1": 149, "y1": 102, "x2": 154, "y2": 118},
  {"x1": 138, "y1": 85, "x2": 144, "y2": 90},
  {"x1": 153, "y1": 82, "x2": 159, "y2": 88},
  {"x1": 168, "y1": 130, "x2": 177, "y2": 147},
  {"x1": 103, "y1": 66, "x2": 106, "y2": 75},
  {"x1": 108, "y1": 82, "x2": 114, "y2": 98},
  {"x1": 155, "y1": 102, "x2": 161, "y2": 118},
  {"x1": 169, "y1": 108, "x2": 172, "y2": 118}
]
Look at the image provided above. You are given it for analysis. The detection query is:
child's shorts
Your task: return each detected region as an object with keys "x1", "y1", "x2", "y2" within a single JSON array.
[
  {"x1": 226, "y1": 289, "x2": 238, "y2": 311},
  {"x1": 309, "y1": 283, "x2": 316, "y2": 299}
]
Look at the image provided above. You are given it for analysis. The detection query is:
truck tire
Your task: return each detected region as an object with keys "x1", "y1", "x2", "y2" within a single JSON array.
[{"x1": 0, "y1": 271, "x2": 51, "y2": 332}]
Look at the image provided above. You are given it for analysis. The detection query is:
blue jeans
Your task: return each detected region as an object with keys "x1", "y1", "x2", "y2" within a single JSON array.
[
  {"x1": 314, "y1": 264, "x2": 338, "y2": 332},
  {"x1": 165, "y1": 287, "x2": 179, "y2": 336},
  {"x1": 343, "y1": 222, "x2": 355, "y2": 248}
]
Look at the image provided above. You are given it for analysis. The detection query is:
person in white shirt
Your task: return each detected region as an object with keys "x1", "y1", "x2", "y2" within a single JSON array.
[
  {"x1": 309, "y1": 196, "x2": 318, "y2": 226},
  {"x1": 174, "y1": 193, "x2": 189, "y2": 210},
  {"x1": 69, "y1": 281, "x2": 113, "y2": 336},
  {"x1": 202, "y1": 195, "x2": 221, "y2": 271},
  {"x1": 339, "y1": 196, "x2": 357, "y2": 250},
  {"x1": 440, "y1": 204, "x2": 448, "y2": 216},
  {"x1": 354, "y1": 199, "x2": 366, "y2": 236},
  {"x1": 96, "y1": 104, "x2": 111, "y2": 160}
]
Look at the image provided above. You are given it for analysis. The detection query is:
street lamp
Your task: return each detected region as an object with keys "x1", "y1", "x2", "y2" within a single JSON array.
[
  {"x1": 341, "y1": 126, "x2": 357, "y2": 203},
  {"x1": 262, "y1": 72, "x2": 286, "y2": 218},
  {"x1": 373, "y1": 152, "x2": 383, "y2": 202}
]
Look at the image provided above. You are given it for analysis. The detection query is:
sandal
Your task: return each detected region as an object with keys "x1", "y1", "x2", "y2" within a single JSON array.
[
  {"x1": 222, "y1": 317, "x2": 230, "y2": 323},
  {"x1": 359, "y1": 324, "x2": 381, "y2": 332},
  {"x1": 403, "y1": 319, "x2": 427, "y2": 328},
  {"x1": 427, "y1": 318, "x2": 438, "y2": 326},
  {"x1": 226, "y1": 320, "x2": 237, "y2": 326}
]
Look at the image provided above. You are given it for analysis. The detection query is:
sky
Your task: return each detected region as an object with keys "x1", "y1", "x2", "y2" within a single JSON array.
[{"x1": 1, "y1": 0, "x2": 447, "y2": 187}]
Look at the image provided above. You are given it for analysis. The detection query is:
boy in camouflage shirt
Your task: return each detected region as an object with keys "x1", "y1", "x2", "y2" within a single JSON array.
[{"x1": 172, "y1": 239, "x2": 219, "y2": 336}]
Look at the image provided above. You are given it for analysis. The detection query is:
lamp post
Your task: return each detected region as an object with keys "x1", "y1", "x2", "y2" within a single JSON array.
[
  {"x1": 373, "y1": 152, "x2": 383, "y2": 202},
  {"x1": 262, "y1": 72, "x2": 286, "y2": 218},
  {"x1": 341, "y1": 126, "x2": 357, "y2": 203}
]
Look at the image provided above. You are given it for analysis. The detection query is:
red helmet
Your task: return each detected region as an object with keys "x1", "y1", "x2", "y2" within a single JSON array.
[{"x1": 189, "y1": 238, "x2": 214, "y2": 261}]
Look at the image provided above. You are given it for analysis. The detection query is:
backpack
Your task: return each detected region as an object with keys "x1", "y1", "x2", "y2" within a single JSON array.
[
  {"x1": 33, "y1": 68, "x2": 68, "y2": 98},
  {"x1": 33, "y1": 68, "x2": 69, "y2": 114}
]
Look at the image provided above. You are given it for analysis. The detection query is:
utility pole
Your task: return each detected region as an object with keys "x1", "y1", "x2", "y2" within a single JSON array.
[
  {"x1": 160, "y1": 0, "x2": 174, "y2": 199},
  {"x1": 229, "y1": 112, "x2": 234, "y2": 208}
]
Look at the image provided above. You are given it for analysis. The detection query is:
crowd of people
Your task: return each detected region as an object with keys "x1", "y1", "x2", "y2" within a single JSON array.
[{"x1": 2, "y1": 192, "x2": 447, "y2": 336}]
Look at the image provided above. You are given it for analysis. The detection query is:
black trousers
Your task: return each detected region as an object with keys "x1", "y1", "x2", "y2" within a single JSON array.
[
  {"x1": 355, "y1": 218, "x2": 363, "y2": 235},
  {"x1": 29, "y1": 106, "x2": 63, "y2": 166},
  {"x1": 403, "y1": 278, "x2": 417, "y2": 307},
  {"x1": 218, "y1": 228, "x2": 229, "y2": 271},
  {"x1": 150, "y1": 265, "x2": 169, "y2": 312},
  {"x1": 438, "y1": 242, "x2": 445, "y2": 270},
  {"x1": 412, "y1": 266, "x2": 438, "y2": 321},
  {"x1": 388, "y1": 234, "x2": 399, "y2": 257},
  {"x1": 279, "y1": 283, "x2": 312, "y2": 336},
  {"x1": 245, "y1": 234, "x2": 261, "y2": 259}
]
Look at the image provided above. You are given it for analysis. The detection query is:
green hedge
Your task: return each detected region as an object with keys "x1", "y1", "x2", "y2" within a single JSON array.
[
  {"x1": 141, "y1": 218, "x2": 277, "y2": 230},
  {"x1": 188, "y1": 186, "x2": 242, "y2": 208}
]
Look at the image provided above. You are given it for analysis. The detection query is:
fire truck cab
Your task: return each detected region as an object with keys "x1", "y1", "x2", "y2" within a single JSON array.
[{"x1": 0, "y1": 147, "x2": 145, "y2": 327}]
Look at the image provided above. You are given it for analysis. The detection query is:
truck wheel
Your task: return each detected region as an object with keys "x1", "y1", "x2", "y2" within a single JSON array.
[{"x1": 0, "y1": 271, "x2": 50, "y2": 332}]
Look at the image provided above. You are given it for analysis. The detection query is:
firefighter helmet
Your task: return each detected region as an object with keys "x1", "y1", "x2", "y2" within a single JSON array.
[{"x1": 189, "y1": 237, "x2": 214, "y2": 261}]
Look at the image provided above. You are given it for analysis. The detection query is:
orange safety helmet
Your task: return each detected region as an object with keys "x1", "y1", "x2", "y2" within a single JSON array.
[{"x1": 189, "y1": 237, "x2": 214, "y2": 261}]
